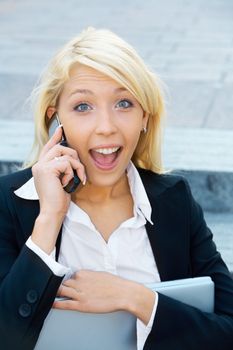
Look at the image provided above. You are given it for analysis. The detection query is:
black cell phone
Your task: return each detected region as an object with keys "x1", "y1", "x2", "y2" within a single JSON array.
[{"x1": 48, "y1": 113, "x2": 80, "y2": 193}]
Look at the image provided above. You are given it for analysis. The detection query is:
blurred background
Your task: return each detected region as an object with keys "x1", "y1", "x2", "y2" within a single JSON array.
[{"x1": 0, "y1": 0, "x2": 232, "y2": 271}]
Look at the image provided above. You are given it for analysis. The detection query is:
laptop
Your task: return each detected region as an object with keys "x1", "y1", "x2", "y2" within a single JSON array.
[
  {"x1": 145, "y1": 276, "x2": 214, "y2": 313},
  {"x1": 35, "y1": 276, "x2": 214, "y2": 350}
]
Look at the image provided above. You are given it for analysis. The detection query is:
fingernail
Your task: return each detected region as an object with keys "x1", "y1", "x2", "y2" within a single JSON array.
[
  {"x1": 56, "y1": 124, "x2": 63, "y2": 130},
  {"x1": 82, "y1": 174, "x2": 87, "y2": 186}
]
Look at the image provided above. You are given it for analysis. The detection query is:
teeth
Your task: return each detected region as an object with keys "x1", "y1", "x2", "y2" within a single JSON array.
[{"x1": 94, "y1": 147, "x2": 120, "y2": 155}]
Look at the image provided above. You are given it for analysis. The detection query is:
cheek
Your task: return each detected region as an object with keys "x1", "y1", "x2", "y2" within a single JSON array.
[
  {"x1": 127, "y1": 125, "x2": 142, "y2": 148},
  {"x1": 64, "y1": 128, "x2": 87, "y2": 157}
]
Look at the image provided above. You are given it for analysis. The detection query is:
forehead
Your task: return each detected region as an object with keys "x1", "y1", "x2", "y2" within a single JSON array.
[{"x1": 63, "y1": 64, "x2": 123, "y2": 92}]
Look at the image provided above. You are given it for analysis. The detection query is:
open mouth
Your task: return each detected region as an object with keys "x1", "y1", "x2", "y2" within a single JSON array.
[{"x1": 89, "y1": 146, "x2": 122, "y2": 169}]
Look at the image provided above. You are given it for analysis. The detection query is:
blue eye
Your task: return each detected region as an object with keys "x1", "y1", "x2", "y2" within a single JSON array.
[
  {"x1": 116, "y1": 99, "x2": 133, "y2": 109},
  {"x1": 74, "y1": 103, "x2": 91, "y2": 112}
]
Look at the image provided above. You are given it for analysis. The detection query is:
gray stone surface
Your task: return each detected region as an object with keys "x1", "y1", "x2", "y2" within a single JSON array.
[
  {"x1": 0, "y1": 161, "x2": 20, "y2": 176},
  {"x1": 165, "y1": 82, "x2": 217, "y2": 128},
  {"x1": 205, "y1": 85, "x2": 233, "y2": 128},
  {"x1": 0, "y1": 0, "x2": 233, "y2": 129},
  {"x1": 163, "y1": 127, "x2": 233, "y2": 172},
  {"x1": 0, "y1": 120, "x2": 34, "y2": 161},
  {"x1": 174, "y1": 170, "x2": 233, "y2": 213},
  {"x1": 0, "y1": 73, "x2": 35, "y2": 120}
]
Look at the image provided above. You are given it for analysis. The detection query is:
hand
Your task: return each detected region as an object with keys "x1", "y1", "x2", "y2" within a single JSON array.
[
  {"x1": 31, "y1": 126, "x2": 86, "y2": 254},
  {"x1": 32, "y1": 126, "x2": 86, "y2": 216},
  {"x1": 53, "y1": 270, "x2": 132, "y2": 313}
]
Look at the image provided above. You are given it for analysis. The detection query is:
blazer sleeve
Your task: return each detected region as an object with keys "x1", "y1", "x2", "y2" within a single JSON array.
[
  {"x1": 144, "y1": 179, "x2": 233, "y2": 350},
  {"x1": 0, "y1": 184, "x2": 63, "y2": 350}
]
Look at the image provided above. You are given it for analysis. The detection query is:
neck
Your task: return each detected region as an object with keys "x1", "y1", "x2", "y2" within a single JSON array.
[{"x1": 71, "y1": 173, "x2": 131, "y2": 204}]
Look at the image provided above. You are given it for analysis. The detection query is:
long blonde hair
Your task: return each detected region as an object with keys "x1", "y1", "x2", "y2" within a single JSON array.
[{"x1": 24, "y1": 27, "x2": 166, "y2": 173}]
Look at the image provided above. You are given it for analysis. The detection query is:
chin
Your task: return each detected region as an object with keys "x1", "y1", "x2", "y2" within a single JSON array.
[{"x1": 86, "y1": 169, "x2": 127, "y2": 188}]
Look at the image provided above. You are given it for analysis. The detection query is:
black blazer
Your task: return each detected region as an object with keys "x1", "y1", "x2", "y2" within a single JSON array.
[{"x1": 0, "y1": 167, "x2": 233, "y2": 350}]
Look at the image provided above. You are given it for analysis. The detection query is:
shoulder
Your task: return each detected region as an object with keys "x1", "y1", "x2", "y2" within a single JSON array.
[
  {"x1": 0, "y1": 167, "x2": 32, "y2": 194},
  {"x1": 137, "y1": 167, "x2": 190, "y2": 199}
]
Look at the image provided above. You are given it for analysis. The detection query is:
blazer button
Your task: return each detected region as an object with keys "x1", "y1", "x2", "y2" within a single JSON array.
[
  {"x1": 18, "y1": 303, "x2": 31, "y2": 318},
  {"x1": 26, "y1": 290, "x2": 38, "y2": 304}
]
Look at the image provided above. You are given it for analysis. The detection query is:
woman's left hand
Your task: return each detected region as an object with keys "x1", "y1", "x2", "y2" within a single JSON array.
[{"x1": 53, "y1": 270, "x2": 134, "y2": 313}]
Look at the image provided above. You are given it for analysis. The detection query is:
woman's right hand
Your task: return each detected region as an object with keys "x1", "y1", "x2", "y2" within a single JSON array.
[
  {"x1": 31, "y1": 126, "x2": 86, "y2": 254},
  {"x1": 32, "y1": 126, "x2": 85, "y2": 216}
]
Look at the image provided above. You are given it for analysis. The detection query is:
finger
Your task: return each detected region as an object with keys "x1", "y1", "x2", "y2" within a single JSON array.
[
  {"x1": 53, "y1": 299, "x2": 81, "y2": 310},
  {"x1": 41, "y1": 144, "x2": 79, "y2": 162},
  {"x1": 51, "y1": 157, "x2": 74, "y2": 182},
  {"x1": 51, "y1": 156, "x2": 86, "y2": 185},
  {"x1": 62, "y1": 278, "x2": 77, "y2": 289},
  {"x1": 40, "y1": 126, "x2": 63, "y2": 159},
  {"x1": 56, "y1": 286, "x2": 63, "y2": 297},
  {"x1": 62, "y1": 158, "x2": 86, "y2": 185},
  {"x1": 58, "y1": 284, "x2": 80, "y2": 299}
]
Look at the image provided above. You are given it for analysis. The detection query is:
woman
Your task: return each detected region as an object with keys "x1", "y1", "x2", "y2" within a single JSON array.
[{"x1": 0, "y1": 27, "x2": 232, "y2": 350}]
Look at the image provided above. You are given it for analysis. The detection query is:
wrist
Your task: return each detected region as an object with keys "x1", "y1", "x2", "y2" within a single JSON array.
[
  {"x1": 124, "y1": 281, "x2": 157, "y2": 325},
  {"x1": 39, "y1": 207, "x2": 67, "y2": 220},
  {"x1": 36, "y1": 211, "x2": 65, "y2": 231},
  {"x1": 31, "y1": 212, "x2": 64, "y2": 254}
]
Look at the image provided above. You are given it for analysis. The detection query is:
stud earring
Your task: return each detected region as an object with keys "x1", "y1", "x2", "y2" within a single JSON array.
[{"x1": 142, "y1": 127, "x2": 147, "y2": 133}]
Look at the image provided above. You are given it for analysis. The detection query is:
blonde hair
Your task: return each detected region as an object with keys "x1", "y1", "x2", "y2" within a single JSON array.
[{"x1": 24, "y1": 27, "x2": 166, "y2": 173}]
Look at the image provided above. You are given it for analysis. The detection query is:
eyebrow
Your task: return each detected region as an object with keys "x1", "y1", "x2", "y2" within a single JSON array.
[
  {"x1": 69, "y1": 87, "x2": 128, "y2": 97},
  {"x1": 69, "y1": 89, "x2": 94, "y2": 97}
]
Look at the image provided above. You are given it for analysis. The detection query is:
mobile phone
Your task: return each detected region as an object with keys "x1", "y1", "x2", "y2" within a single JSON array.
[{"x1": 48, "y1": 113, "x2": 80, "y2": 193}]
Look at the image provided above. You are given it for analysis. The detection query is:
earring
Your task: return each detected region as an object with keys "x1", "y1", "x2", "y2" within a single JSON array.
[{"x1": 142, "y1": 127, "x2": 147, "y2": 133}]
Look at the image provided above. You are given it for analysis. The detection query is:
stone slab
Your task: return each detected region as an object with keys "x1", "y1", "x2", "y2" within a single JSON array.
[{"x1": 163, "y1": 127, "x2": 233, "y2": 172}]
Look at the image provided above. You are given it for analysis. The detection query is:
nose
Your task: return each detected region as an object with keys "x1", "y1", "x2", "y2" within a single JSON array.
[{"x1": 95, "y1": 108, "x2": 117, "y2": 136}]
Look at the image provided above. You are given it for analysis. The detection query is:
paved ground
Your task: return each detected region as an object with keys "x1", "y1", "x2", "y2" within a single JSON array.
[
  {"x1": 0, "y1": 0, "x2": 232, "y2": 271},
  {"x1": 0, "y1": 0, "x2": 233, "y2": 128}
]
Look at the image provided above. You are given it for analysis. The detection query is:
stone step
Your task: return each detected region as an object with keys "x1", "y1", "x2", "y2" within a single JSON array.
[{"x1": 163, "y1": 127, "x2": 233, "y2": 213}]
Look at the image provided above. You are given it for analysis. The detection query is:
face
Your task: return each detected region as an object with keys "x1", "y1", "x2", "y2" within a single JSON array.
[{"x1": 49, "y1": 65, "x2": 148, "y2": 188}]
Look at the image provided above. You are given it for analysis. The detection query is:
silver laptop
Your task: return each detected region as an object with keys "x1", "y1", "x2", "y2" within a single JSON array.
[
  {"x1": 35, "y1": 276, "x2": 214, "y2": 350},
  {"x1": 145, "y1": 276, "x2": 214, "y2": 313}
]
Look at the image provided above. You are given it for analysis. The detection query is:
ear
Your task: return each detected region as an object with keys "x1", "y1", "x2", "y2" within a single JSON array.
[
  {"x1": 47, "y1": 107, "x2": 57, "y2": 120},
  {"x1": 142, "y1": 112, "x2": 149, "y2": 129}
]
